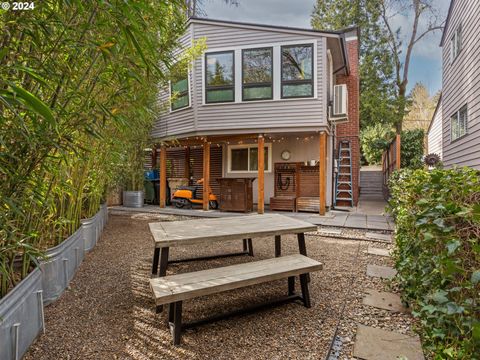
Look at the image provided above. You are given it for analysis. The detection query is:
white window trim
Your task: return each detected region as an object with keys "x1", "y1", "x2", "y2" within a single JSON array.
[
  {"x1": 202, "y1": 39, "x2": 318, "y2": 106},
  {"x1": 450, "y1": 104, "x2": 468, "y2": 142},
  {"x1": 169, "y1": 69, "x2": 192, "y2": 113},
  {"x1": 227, "y1": 143, "x2": 273, "y2": 173}
]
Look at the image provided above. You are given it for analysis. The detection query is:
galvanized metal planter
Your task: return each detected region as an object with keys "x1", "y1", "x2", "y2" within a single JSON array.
[
  {"x1": 101, "y1": 203, "x2": 108, "y2": 227},
  {"x1": 123, "y1": 190, "x2": 144, "y2": 208},
  {"x1": 81, "y1": 215, "x2": 97, "y2": 253},
  {"x1": 40, "y1": 226, "x2": 84, "y2": 305},
  {"x1": 0, "y1": 268, "x2": 44, "y2": 360}
]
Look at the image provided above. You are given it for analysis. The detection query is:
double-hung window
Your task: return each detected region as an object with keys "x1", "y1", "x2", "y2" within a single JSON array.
[
  {"x1": 242, "y1": 47, "x2": 273, "y2": 101},
  {"x1": 205, "y1": 51, "x2": 235, "y2": 103},
  {"x1": 451, "y1": 25, "x2": 462, "y2": 62},
  {"x1": 281, "y1": 44, "x2": 314, "y2": 98},
  {"x1": 170, "y1": 72, "x2": 189, "y2": 111},
  {"x1": 451, "y1": 104, "x2": 468, "y2": 141}
]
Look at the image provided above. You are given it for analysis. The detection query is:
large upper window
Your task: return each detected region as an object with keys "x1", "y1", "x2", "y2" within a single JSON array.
[
  {"x1": 205, "y1": 51, "x2": 234, "y2": 103},
  {"x1": 242, "y1": 47, "x2": 273, "y2": 101},
  {"x1": 170, "y1": 73, "x2": 189, "y2": 111},
  {"x1": 228, "y1": 144, "x2": 271, "y2": 173},
  {"x1": 281, "y1": 44, "x2": 313, "y2": 98},
  {"x1": 450, "y1": 25, "x2": 462, "y2": 62},
  {"x1": 451, "y1": 104, "x2": 468, "y2": 141}
]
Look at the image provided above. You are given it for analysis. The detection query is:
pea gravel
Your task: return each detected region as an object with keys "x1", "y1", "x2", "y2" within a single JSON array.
[{"x1": 25, "y1": 212, "x2": 416, "y2": 360}]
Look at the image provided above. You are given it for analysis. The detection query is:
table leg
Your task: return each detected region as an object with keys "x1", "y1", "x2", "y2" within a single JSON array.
[
  {"x1": 299, "y1": 273, "x2": 311, "y2": 308},
  {"x1": 297, "y1": 233, "x2": 310, "y2": 282},
  {"x1": 288, "y1": 276, "x2": 295, "y2": 295},
  {"x1": 247, "y1": 238, "x2": 254, "y2": 256},
  {"x1": 242, "y1": 239, "x2": 248, "y2": 252},
  {"x1": 151, "y1": 248, "x2": 160, "y2": 275},
  {"x1": 158, "y1": 247, "x2": 170, "y2": 277},
  {"x1": 274, "y1": 235, "x2": 281, "y2": 257},
  {"x1": 172, "y1": 301, "x2": 183, "y2": 345}
]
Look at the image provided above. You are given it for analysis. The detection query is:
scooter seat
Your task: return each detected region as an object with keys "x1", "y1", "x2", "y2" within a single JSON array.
[{"x1": 178, "y1": 186, "x2": 197, "y2": 192}]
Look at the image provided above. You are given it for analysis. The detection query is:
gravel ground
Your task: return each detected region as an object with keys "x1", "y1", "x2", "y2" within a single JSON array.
[{"x1": 25, "y1": 212, "x2": 416, "y2": 360}]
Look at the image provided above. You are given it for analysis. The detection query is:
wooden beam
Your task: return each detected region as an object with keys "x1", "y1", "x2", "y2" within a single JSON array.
[
  {"x1": 202, "y1": 141, "x2": 210, "y2": 211},
  {"x1": 257, "y1": 135, "x2": 265, "y2": 214},
  {"x1": 396, "y1": 134, "x2": 401, "y2": 169},
  {"x1": 319, "y1": 132, "x2": 327, "y2": 215},
  {"x1": 159, "y1": 146, "x2": 167, "y2": 208},
  {"x1": 161, "y1": 134, "x2": 259, "y2": 147},
  {"x1": 184, "y1": 147, "x2": 190, "y2": 179}
]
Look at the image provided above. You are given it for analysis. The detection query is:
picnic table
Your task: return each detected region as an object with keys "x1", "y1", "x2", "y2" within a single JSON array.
[{"x1": 149, "y1": 214, "x2": 317, "y2": 277}]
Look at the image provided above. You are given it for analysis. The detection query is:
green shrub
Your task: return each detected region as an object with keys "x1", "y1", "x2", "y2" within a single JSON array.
[
  {"x1": 401, "y1": 128, "x2": 425, "y2": 169},
  {"x1": 388, "y1": 168, "x2": 480, "y2": 359},
  {"x1": 360, "y1": 123, "x2": 394, "y2": 164}
]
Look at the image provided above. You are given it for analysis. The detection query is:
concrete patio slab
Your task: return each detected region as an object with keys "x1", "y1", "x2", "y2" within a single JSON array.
[
  {"x1": 353, "y1": 325, "x2": 424, "y2": 360},
  {"x1": 366, "y1": 264, "x2": 397, "y2": 279},
  {"x1": 365, "y1": 232, "x2": 393, "y2": 242},
  {"x1": 366, "y1": 221, "x2": 391, "y2": 231},
  {"x1": 363, "y1": 289, "x2": 407, "y2": 312},
  {"x1": 317, "y1": 228, "x2": 343, "y2": 236},
  {"x1": 366, "y1": 246, "x2": 391, "y2": 257}
]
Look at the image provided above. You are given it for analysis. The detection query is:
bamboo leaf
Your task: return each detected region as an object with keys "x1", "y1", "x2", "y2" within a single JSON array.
[{"x1": 9, "y1": 84, "x2": 55, "y2": 125}]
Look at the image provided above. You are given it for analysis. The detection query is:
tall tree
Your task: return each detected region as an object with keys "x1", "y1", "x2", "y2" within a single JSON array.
[
  {"x1": 403, "y1": 82, "x2": 437, "y2": 131},
  {"x1": 311, "y1": 0, "x2": 445, "y2": 133},
  {"x1": 311, "y1": 0, "x2": 397, "y2": 130}
]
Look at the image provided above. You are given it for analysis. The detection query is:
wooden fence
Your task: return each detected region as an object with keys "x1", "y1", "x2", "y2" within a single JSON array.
[{"x1": 382, "y1": 134, "x2": 401, "y2": 200}]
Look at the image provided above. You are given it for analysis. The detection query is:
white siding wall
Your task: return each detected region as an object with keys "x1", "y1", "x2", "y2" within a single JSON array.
[
  {"x1": 428, "y1": 101, "x2": 443, "y2": 158},
  {"x1": 442, "y1": 0, "x2": 480, "y2": 169}
]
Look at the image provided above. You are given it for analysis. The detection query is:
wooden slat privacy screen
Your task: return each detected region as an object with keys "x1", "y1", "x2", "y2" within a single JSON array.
[{"x1": 150, "y1": 147, "x2": 223, "y2": 197}]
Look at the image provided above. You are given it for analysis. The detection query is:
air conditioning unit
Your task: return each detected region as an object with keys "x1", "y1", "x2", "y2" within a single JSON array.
[{"x1": 329, "y1": 84, "x2": 348, "y2": 123}]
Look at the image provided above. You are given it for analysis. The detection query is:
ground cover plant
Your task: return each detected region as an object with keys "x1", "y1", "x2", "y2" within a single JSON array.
[
  {"x1": 389, "y1": 168, "x2": 480, "y2": 359},
  {"x1": 0, "y1": 0, "x2": 196, "y2": 298}
]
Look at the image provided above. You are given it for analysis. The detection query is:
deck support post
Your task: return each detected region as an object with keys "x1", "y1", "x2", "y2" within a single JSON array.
[
  {"x1": 319, "y1": 132, "x2": 327, "y2": 215},
  {"x1": 203, "y1": 140, "x2": 210, "y2": 211},
  {"x1": 257, "y1": 134, "x2": 265, "y2": 214},
  {"x1": 160, "y1": 145, "x2": 167, "y2": 208}
]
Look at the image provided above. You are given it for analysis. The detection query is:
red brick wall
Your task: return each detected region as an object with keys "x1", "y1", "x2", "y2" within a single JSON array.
[{"x1": 335, "y1": 38, "x2": 360, "y2": 206}]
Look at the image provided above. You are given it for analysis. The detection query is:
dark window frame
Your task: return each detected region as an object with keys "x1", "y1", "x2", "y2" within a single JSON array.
[
  {"x1": 450, "y1": 24, "x2": 462, "y2": 64},
  {"x1": 170, "y1": 74, "x2": 190, "y2": 111},
  {"x1": 281, "y1": 43, "x2": 314, "y2": 99},
  {"x1": 241, "y1": 47, "x2": 273, "y2": 101},
  {"x1": 205, "y1": 50, "x2": 235, "y2": 104}
]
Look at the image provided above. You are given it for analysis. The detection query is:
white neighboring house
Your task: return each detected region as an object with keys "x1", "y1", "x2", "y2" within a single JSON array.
[
  {"x1": 427, "y1": 94, "x2": 443, "y2": 158},
  {"x1": 439, "y1": 0, "x2": 480, "y2": 169}
]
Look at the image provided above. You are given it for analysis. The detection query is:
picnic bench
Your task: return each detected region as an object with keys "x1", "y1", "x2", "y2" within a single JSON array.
[
  {"x1": 149, "y1": 254, "x2": 323, "y2": 345},
  {"x1": 148, "y1": 214, "x2": 321, "y2": 345}
]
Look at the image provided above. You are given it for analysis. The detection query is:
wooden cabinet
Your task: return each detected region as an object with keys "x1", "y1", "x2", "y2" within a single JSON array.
[{"x1": 217, "y1": 178, "x2": 255, "y2": 212}]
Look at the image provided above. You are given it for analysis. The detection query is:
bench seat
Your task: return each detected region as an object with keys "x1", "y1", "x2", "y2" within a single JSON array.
[{"x1": 150, "y1": 254, "x2": 323, "y2": 345}]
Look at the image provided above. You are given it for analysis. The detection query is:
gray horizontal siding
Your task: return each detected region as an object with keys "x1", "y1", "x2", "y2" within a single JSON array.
[
  {"x1": 152, "y1": 31, "x2": 195, "y2": 138},
  {"x1": 442, "y1": 0, "x2": 480, "y2": 169},
  {"x1": 153, "y1": 22, "x2": 329, "y2": 138}
]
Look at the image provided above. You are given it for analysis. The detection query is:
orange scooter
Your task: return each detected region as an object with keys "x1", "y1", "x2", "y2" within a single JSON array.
[{"x1": 171, "y1": 178, "x2": 218, "y2": 209}]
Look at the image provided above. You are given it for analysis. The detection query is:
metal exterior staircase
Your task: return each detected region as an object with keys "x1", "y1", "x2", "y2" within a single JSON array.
[{"x1": 334, "y1": 140, "x2": 354, "y2": 207}]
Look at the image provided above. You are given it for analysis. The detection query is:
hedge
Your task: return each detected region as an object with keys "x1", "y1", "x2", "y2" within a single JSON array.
[{"x1": 388, "y1": 168, "x2": 480, "y2": 359}]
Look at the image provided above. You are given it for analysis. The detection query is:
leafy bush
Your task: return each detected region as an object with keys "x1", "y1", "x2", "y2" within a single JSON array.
[
  {"x1": 401, "y1": 128, "x2": 425, "y2": 169},
  {"x1": 360, "y1": 123, "x2": 394, "y2": 164},
  {"x1": 388, "y1": 168, "x2": 480, "y2": 359}
]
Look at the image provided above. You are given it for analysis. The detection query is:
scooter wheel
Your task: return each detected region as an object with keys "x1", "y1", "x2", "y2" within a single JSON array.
[
  {"x1": 209, "y1": 200, "x2": 218, "y2": 210},
  {"x1": 174, "y1": 198, "x2": 188, "y2": 208}
]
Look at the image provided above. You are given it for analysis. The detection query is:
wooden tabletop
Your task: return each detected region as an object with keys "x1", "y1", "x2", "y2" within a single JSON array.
[{"x1": 149, "y1": 214, "x2": 317, "y2": 248}]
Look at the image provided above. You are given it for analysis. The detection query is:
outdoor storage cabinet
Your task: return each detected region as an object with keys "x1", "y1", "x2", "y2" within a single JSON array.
[{"x1": 217, "y1": 178, "x2": 255, "y2": 212}]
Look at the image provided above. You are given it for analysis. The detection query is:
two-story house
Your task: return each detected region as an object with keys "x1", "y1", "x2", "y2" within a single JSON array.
[
  {"x1": 436, "y1": 0, "x2": 480, "y2": 169},
  {"x1": 152, "y1": 17, "x2": 360, "y2": 215}
]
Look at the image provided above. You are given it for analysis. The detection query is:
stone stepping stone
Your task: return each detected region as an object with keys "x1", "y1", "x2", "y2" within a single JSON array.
[
  {"x1": 363, "y1": 289, "x2": 408, "y2": 312},
  {"x1": 366, "y1": 246, "x2": 391, "y2": 257},
  {"x1": 354, "y1": 325, "x2": 424, "y2": 360},
  {"x1": 365, "y1": 232, "x2": 392, "y2": 243},
  {"x1": 317, "y1": 228, "x2": 342, "y2": 236},
  {"x1": 366, "y1": 264, "x2": 397, "y2": 279}
]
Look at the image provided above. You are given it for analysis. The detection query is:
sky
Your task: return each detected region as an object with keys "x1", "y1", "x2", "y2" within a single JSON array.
[{"x1": 201, "y1": 0, "x2": 451, "y2": 96}]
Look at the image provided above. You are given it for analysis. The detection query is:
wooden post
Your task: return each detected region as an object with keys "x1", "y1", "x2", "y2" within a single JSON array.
[
  {"x1": 159, "y1": 146, "x2": 167, "y2": 208},
  {"x1": 257, "y1": 135, "x2": 265, "y2": 214},
  {"x1": 202, "y1": 141, "x2": 210, "y2": 211},
  {"x1": 184, "y1": 147, "x2": 190, "y2": 180},
  {"x1": 396, "y1": 134, "x2": 401, "y2": 169},
  {"x1": 319, "y1": 132, "x2": 327, "y2": 215}
]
